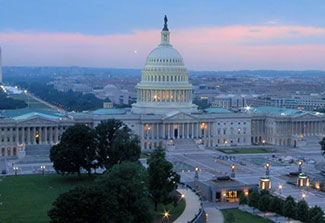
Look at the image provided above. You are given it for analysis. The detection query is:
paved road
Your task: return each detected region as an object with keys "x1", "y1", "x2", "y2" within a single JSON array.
[{"x1": 168, "y1": 144, "x2": 325, "y2": 211}]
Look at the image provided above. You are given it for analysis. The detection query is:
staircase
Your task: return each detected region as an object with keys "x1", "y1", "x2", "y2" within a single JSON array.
[
  {"x1": 300, "y1": 136, "x2": 322, "y2": 148},
  {"x1": 16, "y1": 145, "x2": 51, "y2": 164},
  {"x1": 174, "y1": 139, "x2": 200, "y2": 151}
]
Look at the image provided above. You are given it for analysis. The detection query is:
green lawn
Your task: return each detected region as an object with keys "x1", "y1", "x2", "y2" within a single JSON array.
[
  {"x1": 153, "y1": 199, "x2": 186, "y2": 223},
  {"x1": 222, "y1": 209, "x2": 274, "y2": 223},
  {"x1": 0, "y1": 175, "x2": 96, "y2": 223},
  {"x1": 217, "y1": 147, "x2": 274, "y2": 154},
  {"x1": 0, "y1": 174, "x2": 185, "y2": 223},
  {"x1": 10, "y1": 93, "x2": 50, "y2": 109}
]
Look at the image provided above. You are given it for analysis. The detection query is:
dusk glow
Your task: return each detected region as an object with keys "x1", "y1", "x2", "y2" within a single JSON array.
[{"x1": 1, "y1": 0, "x2": 325, "y2": 70}]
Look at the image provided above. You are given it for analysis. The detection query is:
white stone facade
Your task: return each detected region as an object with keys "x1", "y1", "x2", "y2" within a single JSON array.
[{"x1": 1, "y1": 18, "x2": 325, "y2": 158}]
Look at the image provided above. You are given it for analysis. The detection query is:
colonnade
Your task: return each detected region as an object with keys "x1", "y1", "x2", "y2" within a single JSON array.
[
  {"x1": 142, "y1": 122, "x2": 213, "y2": 140},
  {"x1": 138, "y1": 89, "x2": 192, "y2": 103},
  {"x1": 0, "y1": 126, "x2": 68, "y2": 146}
]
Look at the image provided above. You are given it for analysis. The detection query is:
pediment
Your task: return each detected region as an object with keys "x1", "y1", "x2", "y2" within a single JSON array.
[
  {"x1": 16, "y1": 116, "x2": 59, "y2": 124},
  {"x1": 163, "y1": 112, "x2": 197, "y2": 121},
  {"x1": 293, "y1": 113, "x2": 322, "y2": 120}
]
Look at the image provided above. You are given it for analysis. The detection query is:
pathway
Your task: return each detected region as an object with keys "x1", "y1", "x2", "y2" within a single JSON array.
[
  {"x1": 205, "y1": 207, "x2": 224, "y2": 223},
  {"x1": 174, "y1": 188, "x2": 201, "y2": 223}
]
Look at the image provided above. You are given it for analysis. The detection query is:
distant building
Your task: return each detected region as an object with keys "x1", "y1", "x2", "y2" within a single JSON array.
[
  {"x1": 1, "y1": 17, "x2": 325, "y2": 159},
  {"x1": 94, "y1": 84, "x2": 130, "y2": 105}
]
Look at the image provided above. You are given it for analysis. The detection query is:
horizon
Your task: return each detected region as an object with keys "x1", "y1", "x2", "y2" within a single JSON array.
[{"x1": 1, "y1": 0, "x2": 325, "y2": 70}]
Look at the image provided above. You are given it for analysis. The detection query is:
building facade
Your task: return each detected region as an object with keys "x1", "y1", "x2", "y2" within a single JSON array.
[{"x1": 1, "y1": 17, "x2": 325, "y2": 158}]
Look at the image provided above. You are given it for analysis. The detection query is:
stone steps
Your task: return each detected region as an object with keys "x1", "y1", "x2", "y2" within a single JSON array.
[{"x1": 174, "y1": 139, "x2": 199, "y2": 150}]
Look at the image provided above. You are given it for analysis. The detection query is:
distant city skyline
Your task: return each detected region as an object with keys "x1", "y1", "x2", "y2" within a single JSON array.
[{"x1": 1, "y1": 0, "x2": 325, "y2": 70}]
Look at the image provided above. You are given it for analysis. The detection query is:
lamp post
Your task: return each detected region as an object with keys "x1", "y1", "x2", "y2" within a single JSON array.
[
  {"x1": 302, "y1": 192, "x2": 306, "y2": 200},
  {"x1": 162, "y1": 211, "x2": 170, "y2": 223},
  {"x1": 278, "y1": 184, "x2": 283, "y2": 195},
  {"x1": 298, "y1": 160, "x2": 303, "y2": 173},
  {"x1": 40, "y1": 165, "x2": 46, "y2": 175},
  {"x1": 194, "y1": 166, "x2": 199, "y2": 180},
  {"x1": 231, "y1": 164, "x2": 235, "y2": 178},
  {"x1": 265, "y1": 162, "x2": 270, "y2": 176},
  {"x1": 13, "y1": 166, "x2": 18, "y2": 176}
]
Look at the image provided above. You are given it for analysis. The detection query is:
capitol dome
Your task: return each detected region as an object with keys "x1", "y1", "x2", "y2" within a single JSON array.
[
  {"x1": 146, "y1": 47, "x2": 184, "y2": 66},
  {"x1": 132, "y1": 16, "x2": 198, "y2": 115}
]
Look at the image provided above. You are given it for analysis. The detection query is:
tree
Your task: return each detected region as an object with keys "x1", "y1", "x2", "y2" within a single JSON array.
[
  {"x1": 225, "y1": 212, "x2": 235, "y2": 223},
  {"x1": 309, "y1": 206, "x2": 325, "y2": 223},
  {"x1": 319, "y1": 137, "x2": 325, "y2": 157},
  {"x1": 258, "y1": 194, "x2": 271, "y2": 212},
  {"x1": 95, "y1": 120, "x2": 141, "y2": 169},
  {"x1": 248, "y1": 189, "x2": 260, "y2": 210},
  {"x1": 50, "y1": 124, "x2": 97, "y2": 176},
  {"x1": 97, "y1": 162, "x2": 153, "y2": 223},
  {"x1": 48, "y1": 186, "x2": 108, "y2": 223},
  {"x1": 147, "y1": 147, "x2": 180, "y2": 211},
  {"x1": 269, "y1": 197, "x2": 283, "y2": 215},
  {"x1": 296, "y1": 199, "x2": 309, "y2": 222},
  {"x1": 239, "y1": 192, "x2": 248, "y2": 206},
  {"x1": 283, "y1": 196, "x2": 296, "y2": 220}
]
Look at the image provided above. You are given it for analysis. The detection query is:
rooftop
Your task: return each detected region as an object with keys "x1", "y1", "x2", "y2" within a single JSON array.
[
  {"x1": 204, "y1": 107, "x2": 232, "y2": 114},
  {"x1": 1, "y1": 108, "x2": 65, "y2": 120},
  {"x1": 250, "y1": 106, "x2": 322, "y2": 117}
]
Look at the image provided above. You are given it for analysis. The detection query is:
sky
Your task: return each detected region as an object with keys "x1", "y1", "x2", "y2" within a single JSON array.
[{"x1": 1, "y1": 0, "x2": 325, "y2": 70}]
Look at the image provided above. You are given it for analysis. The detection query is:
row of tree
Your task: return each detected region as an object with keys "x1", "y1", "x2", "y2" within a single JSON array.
[
  {"x1": 0, "y1": 90, "x2": 27, "y2": 109},
  {"x1": 50, "y1": 120, "x2": 141, "y2": 175},
  {"x1": 239, "y1": 189, "x2": 324, "y2": 223},
  {"x1": 48, "y1": 120, "x2": 180, "y2": 223},
  {"x1": 16, "y1": 81, "x2": 105, "y2": 111}
]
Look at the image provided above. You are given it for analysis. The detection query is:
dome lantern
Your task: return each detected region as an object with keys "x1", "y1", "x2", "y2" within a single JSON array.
[{"x1": 131, "y1": 16, "x2": 198, "y2": 115}]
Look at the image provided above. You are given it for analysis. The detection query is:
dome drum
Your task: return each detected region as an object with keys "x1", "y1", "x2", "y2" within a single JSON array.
[{"x1": 131, "y1": 17, "x2": 198, "y2": 115}]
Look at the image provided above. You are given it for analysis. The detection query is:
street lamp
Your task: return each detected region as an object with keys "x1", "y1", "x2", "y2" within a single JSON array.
[
  {"x1": 298, "y1": 160, "x2": 303, "y2": 173},
  {"x1": 265, "y1": 162, "x2": 271, "y2": 176},
  {"x1": 231, "y1": 164, "x2": 235, "y2": 178},
  {"x1": 194, "y1": 166, "x2": 199, "y2": 180},
  {"x1": 40, "y1": 165, "x2": 46, "y2": 175},
  {"x1": 162, "y1": 211, "x2": 170, "y2": 222},
  {"x1": 302, "y1": 192, "x2": 306, "y2": 200},
  {"x1": 13, "y1": 166, "x2": 19, "y2": 176},
  {"x1": 278, "y1": 184, "x2": 283, "y2": 195}
]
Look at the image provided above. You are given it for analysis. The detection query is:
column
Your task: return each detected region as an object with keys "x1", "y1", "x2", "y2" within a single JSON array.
[
  {"x1": 162, "y1": 123, "x2": 165, "y2": 139},
  {"x1": 186, "y1": 123, "x2": 189, "y2": 138},
  {"x1": 27, "y1": 127, "x2": 31, "y2": 144},
  {"x1": 167, "y1": 124, "x2": 170, "y2": 139},
  {"x1": 44, "y1": 127, "x2": 48, "y2": 144},
  {"x1": 32, "y1": 127, "x2": 35, "y2": 144},
  {"x1": 160, "y1": 90, "x2": 162, "y2": 102},
  {"x1": 196, "y1": 123, "x2": 199, "y2": 138},
  {"x1": 15, "y1": 127, "x2": 19, "y2": 145},
  {"x1": 55, "y1": 127, "x2": 59, "y2": 143},
  {"x1": 191, "y1": 123, "x2": 194, "y2": 138},
  {"x1": 22, "y1": 127, "x2": 25, "y2": 145}
]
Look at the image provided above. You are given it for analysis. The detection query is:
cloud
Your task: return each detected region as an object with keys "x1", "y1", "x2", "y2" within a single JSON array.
[
  {"x1": 266, "y1": 19, "x2": 281, "y2": 25},
  {"x1": 1, "y1": 24, "x2": 325, "y2": 70}
]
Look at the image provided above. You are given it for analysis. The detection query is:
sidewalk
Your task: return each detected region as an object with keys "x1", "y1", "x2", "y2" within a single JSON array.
[
  {"x1": 205, "y1": 207, "x2": 224, "y2": 223},
  {"x1": 174, "y1": 188, "x2": 201, "y2": 223}
]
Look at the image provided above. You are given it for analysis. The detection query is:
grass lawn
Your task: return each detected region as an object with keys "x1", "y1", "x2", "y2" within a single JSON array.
[
  {"x1": 217, "y1": 147, "x2": 274, "y2": 154},
  {"x1": 140, "y1": 152, "x2": 150, "y2": 159},
  {"x1": 222, "y1": 209, "x2": 274, "y2": 223},
  {"x1": 0, "y1": 174, "x2": 185, "y2": 223},
  {"x1": 0, "y1": 175, "x2": 97, "y2": 223},
  {"x1": 153, "y1": 199, "x2": 186, "y2": 223},
  {"x1": 10, "y1": 93, "x2": 51, "y2": 109}
]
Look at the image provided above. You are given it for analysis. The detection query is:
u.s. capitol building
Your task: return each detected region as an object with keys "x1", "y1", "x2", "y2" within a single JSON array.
[{"x1": 1, "y1": 18, "x2": 325, "y2": 158}]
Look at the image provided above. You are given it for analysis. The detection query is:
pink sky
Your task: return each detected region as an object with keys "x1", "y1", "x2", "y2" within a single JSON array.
[{"x1": 1, "y1": 25, "x2": 325, "y2": 70}]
